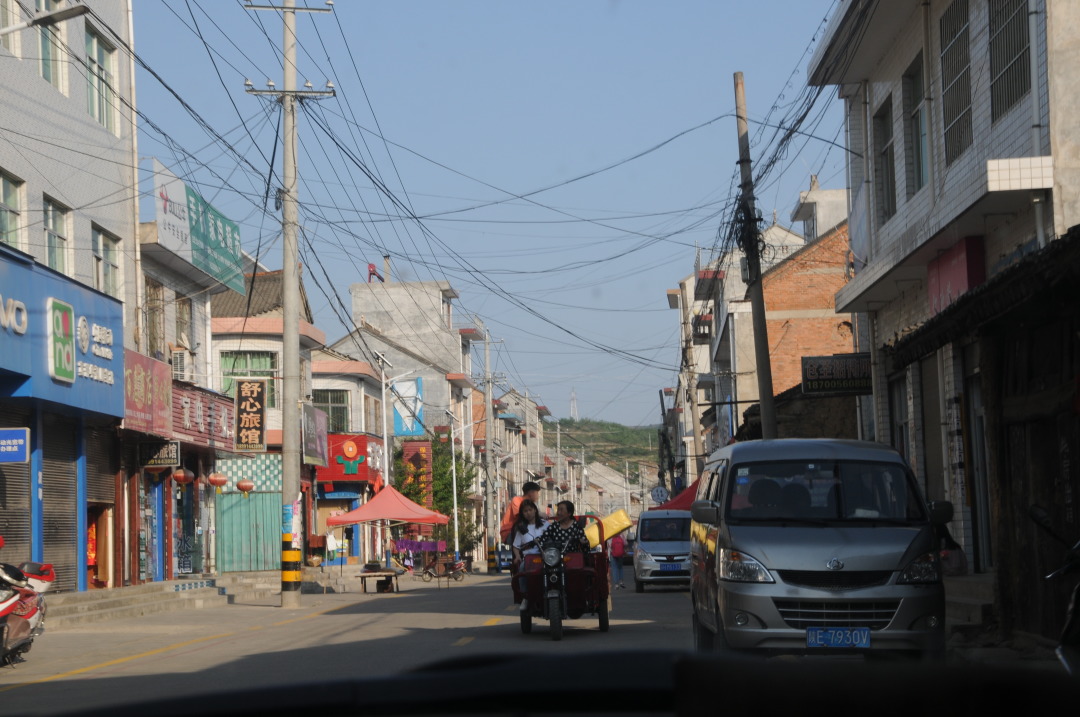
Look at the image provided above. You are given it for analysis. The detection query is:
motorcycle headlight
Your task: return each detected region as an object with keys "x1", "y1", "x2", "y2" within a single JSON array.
[
  {"x1": 542, "y1": 547, "x2": 561, "y2": 567},
  {"x1": 718, "y1": 549, "x2": 774, "y2": 583},
  {"x1": 898, "y1": 552, "x2": 941, "y2": 584}
]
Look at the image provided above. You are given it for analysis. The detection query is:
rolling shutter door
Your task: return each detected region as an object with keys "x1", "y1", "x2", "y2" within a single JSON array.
[
  {"x1": 85, "y1": 426, "x2": 117, "y2": 503},
  {"x1": 0, "y1": 405, "x2": 32, "y2": 562},
  {"x1": 42, "y1": 414, "x2": 77, "y2": 592}
]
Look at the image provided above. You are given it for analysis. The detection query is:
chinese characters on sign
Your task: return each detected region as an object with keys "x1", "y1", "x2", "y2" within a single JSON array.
[
  {"x1": 800, "y1": 353, "x2": 873, "y2": 395},
  {"x1": 233, "y1": 379, "x2": 267, "y2": 452},
  {"x1": 124, "y1": 350, "x2": 173, "y2": 437},
  {"x1": 140, "y1": 440, "x2": 180, "y2": 468}
]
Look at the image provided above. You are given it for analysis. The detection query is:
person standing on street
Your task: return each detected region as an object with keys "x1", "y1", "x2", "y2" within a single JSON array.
[{"x1": 609, "y1": 533, "x2": 626, "y2": 589}]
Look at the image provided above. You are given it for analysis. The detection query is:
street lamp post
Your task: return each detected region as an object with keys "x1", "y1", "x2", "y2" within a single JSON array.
[
  {"x1": 375, "y1": 352, "x2": 417, "y2": 568},
  {"x1": 0, "y1": 3, "x2": 89, "y2": 38}
]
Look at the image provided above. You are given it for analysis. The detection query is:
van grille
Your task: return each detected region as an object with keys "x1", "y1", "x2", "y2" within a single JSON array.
[
  {"x1": 777, "y1": 570, "x2": 892, "y2": 590},
  {"x1": 773, "y1": 599, "x2": 900, "y2": 630}
]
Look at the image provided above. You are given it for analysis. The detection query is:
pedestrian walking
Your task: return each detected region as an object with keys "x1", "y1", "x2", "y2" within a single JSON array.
[{"x1": 609, "y1": 533, "x2": 626, "y2": 588}]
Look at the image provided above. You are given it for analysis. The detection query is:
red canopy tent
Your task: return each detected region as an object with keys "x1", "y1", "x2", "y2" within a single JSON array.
[
  {"x1": 656, "y1": 479, "x2": 700, "y2": 511},
  {"x1": 327, "y1": 485, "x2": 449, "y2": 527}
]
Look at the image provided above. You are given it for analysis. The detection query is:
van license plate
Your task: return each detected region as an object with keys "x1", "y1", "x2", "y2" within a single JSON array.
[
  {"x1": 659, "y1": 563, "x2": 681, "y2": 572},
  {"x1": 806, "y1": 627, "x2": 870, "y2": 648}
]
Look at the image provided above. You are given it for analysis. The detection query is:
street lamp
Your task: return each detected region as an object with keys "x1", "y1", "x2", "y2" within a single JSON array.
[
  {"x1": 445, "y1": 409, "x2": 461, "y2": 561},
  {"x1": 374, "y1": 352, "x2": 416, "y2": 568},
  {"x1": 0, "y1": 2, "x2": 90, "y2": 38}
]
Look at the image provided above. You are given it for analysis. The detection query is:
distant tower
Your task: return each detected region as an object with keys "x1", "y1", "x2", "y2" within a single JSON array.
[{"x1": 570, "y1": 388, "x2": 579, "y2": 420}]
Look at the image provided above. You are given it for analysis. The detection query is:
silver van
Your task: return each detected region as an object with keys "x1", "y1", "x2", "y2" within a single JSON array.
[
  {"x1": 633, "y1": 509, "x2": 691, "y2": 592},
  {"x1": 690, "y1": 439, "x2": 953, "y2": 658}
]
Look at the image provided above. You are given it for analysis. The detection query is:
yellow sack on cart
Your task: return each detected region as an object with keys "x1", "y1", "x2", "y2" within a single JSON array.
[{"x1": 584, "y1": 509, "x2": 632, "y2": 548}]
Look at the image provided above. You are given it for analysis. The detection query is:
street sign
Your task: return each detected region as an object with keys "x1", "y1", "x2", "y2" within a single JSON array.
[
  {"x1": 651, "y1": 485, "x2": 669, "y2": 504},
  {"x1": 0, "y1": 428, "x2": 30, "y2": 463}
]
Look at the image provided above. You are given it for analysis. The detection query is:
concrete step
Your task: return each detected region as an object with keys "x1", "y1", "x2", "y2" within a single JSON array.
[{"x1": 47, "y1": 587, "x2": 228, "y2": 629}]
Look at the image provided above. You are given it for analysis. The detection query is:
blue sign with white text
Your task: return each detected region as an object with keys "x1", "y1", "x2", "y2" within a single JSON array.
[{"x1": 0, "y1": 428, "x2": 30, "y2": 463}]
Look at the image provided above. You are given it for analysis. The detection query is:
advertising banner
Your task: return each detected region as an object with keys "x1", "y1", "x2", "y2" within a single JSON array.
[
  {"x1": 302, "y1": 403, "x2": 329, "y2": 467},
  {"x1": 173, "y1": 383, "x2": 234, "y2": 449},
  {"x1": 124, "y1": 350, "x2": 173, "y2": 437},
  {"x1": 392, "y1": 377, "x2": 425, "y2": 437}
]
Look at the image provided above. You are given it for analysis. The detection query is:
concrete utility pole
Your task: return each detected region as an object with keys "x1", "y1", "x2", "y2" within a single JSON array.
[
  {"x1": 734, "y1": 71, "x2": 777, "y2": 439},
  {"x1": 483, "y1": 326, "x2": 496, "y2": 562},
  {"x1": 246, "y1": 0, "x2": 334, "y2": 608},
  {"x1": 679, "y1": 276, "x2": 707, "y2": 480}
]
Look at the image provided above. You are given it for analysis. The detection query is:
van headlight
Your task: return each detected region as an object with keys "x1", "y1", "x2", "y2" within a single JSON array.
[
  {"x1": 898, "y1": 552, "x2": 941, "y2": 584},
  {"x1": 718, "y1": 549, "x2": 774, "y2": 583}
]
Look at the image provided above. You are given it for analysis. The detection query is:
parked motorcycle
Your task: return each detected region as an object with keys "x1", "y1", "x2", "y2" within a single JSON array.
[
  {"x1": 420, "y1": 556, "x2": 466, "y2": 582},
  {"x1": 0, "y1": 535, "x2": 56, "y2": 666},
  {"x1": 1028, "y1": 505, "x2": 1080, "y2": 675}
]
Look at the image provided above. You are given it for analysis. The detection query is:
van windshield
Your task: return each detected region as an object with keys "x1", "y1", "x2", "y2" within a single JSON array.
[
  {"x1": 724, "y1": 460, "x2": 926, "y2": 523},
  {"x1": 638, "y1": 517, "x2": 690, "y2": 541}
]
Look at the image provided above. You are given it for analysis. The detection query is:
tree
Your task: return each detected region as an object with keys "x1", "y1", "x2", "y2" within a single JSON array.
[{"x1": 393, "y1": 439, "x2": 482, "y2": 555}]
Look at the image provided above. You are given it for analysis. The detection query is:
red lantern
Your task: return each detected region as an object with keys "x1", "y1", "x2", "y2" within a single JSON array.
[
  {"x1": 207, "y1": 472, "x2": 227, "y2": 495},
  {"x1": 144, "y1": 465, "x2": 170, "y2": 475},
  {"x1": 237, "y1": 479, "x2": 255, "y2": 498},
  {"x1": 172, "y1": 468, "x2": 195, "y2": 485}
]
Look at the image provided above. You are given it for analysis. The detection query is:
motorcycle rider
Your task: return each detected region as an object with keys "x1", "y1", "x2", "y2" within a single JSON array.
[{"x1": 540, "y1": 500, "x2": 591, "y2": 553}]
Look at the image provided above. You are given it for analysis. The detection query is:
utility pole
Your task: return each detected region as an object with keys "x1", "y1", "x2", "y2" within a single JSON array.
[
  {"x1": 246, "y1": 0, "x2": 334, "y2": 608},
  {"x1": 482, "y1": 325, "x2": 496, "y2": 565},
  {"x1": 679, "y1": 276, "x2": 706, "y2": 481},
  {"x1": 734, "y1": 71, "x2": 777, "y2": 439}
]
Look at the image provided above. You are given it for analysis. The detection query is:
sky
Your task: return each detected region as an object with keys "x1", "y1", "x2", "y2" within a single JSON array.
[{"x1": 130, "y1": 0, "x2": 846, "y2": 427}]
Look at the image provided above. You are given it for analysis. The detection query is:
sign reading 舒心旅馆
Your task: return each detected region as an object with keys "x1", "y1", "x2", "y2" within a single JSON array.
[{"x1": 233, "y1": 378, "x2": 267, "y2": 452}]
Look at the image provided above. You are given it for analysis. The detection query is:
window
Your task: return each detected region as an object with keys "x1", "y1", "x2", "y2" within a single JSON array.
[
  {"x1": 940, "y1": 0, "x2": 972, "y2": 164},
  {"x1": 144, "y1": 277, "x2": 165, "y2": 359},
  {"x1": 43, "y1": 197, "x2": 68, "y2": 273},
  {"x1": 91, "y1": 227, "x2": 119, "y2": 296},
  {"x1": 365, "y1": 394, "x2": 382, "y2": 434},
  {"x1": 903, "y1": 54, "x2": 929, "y2": 196},
  {"x1": 989, "y1": 0, "x2": 1030, "y2": 122},
  {"x1": 313, "y1": 389, "x2": 350, "y2": 433},
  {"x1": 175, "y1": 295, "x2": 192, "y2": 347},
  {"x1": 1, "y1": 0, "x2": 15, "y2": 52},
  {"x1": 37, "y1": 0, "x2": 62, "y2": 89},
  {"x1": 85, "y1": 28, "x2": 115, "y2": 131},
  {"x1": 873, "y1": 97, "x2": 896, "y2": 225},
  {"x1": 0, "y1": 171, "x2": 20, "y2": 248},
  {"x1": 221, "y1": 351, "x2": 278, "y2": 408}
]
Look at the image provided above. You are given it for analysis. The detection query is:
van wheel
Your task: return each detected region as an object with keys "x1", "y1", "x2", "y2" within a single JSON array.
[{"x1": 692, "y1": 612, "x2": 714, "y2": 651}]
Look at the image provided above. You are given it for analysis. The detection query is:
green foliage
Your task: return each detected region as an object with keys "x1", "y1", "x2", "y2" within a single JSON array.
[
  {"x1": 393, "y1": 439, "x2": 481, "y2": 554},
  {"x1": 554, "y1": 418, "x2": 659, "y2": 483}
]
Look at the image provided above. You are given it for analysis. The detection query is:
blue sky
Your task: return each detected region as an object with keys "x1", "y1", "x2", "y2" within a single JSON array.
[{"x1": 132, "y1": 1, "x2": 845, "y2": 426}]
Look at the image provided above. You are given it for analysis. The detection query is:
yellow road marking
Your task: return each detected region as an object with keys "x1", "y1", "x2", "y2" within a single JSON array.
[
  {"x1": 0, "y1": 632, "x2": 234, "y2": 694},
  {"x1": 453, "y1": 637, "x2": 474, "y2": 646},
  {"x1": 483, "y1": 618, "x2": 501, "y2": 626}
]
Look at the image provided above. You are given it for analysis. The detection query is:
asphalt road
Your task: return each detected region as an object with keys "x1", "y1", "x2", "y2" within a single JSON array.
[{"x1": 0, "y1": 571, "x2": 691, "y2": 716}]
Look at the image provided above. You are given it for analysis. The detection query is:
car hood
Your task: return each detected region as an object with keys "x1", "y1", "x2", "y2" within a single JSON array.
[
  {"x1": 725, "y1": 524, "x2": 931, "y2": 572},
  {"x1": 637, "y1": 539, "x2": 691, "y2": 556}
]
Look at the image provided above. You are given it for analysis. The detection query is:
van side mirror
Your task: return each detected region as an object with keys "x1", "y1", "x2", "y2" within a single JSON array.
[
  {"x1": 928, "y1": 500, "x2": 954, "y2": 526},
  {"x1": 691, "y1": 500, "x2": 721, "y2": 525}
]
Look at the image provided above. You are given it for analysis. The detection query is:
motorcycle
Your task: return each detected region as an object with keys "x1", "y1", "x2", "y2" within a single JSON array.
[
  {"x1": 1028, "y1": 505, "x2": 1080, "y2": 675},
  {"x1": 0, "y1": 536, "x2": 56, "y2": 666},
  {"x1": 515, "y1": 516, "x2": 609, "y2": 641},
  {"x1": 420, "y1": 556, "x2": 466, "y2": 582}
]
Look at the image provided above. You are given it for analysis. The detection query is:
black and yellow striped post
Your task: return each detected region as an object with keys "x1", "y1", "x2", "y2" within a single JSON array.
[{"x1": 282, "y1": 532, "x2": 302, "y2": 596}]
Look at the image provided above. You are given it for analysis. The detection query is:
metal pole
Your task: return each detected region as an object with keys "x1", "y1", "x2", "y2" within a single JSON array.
[
  {"x1": 484, "y1": 328, "x2": 496, "y2": 562},
  {"x1": 448, "y1": 411, "x2": 460, "y2": 560},
  {"x1": 734, "y1": 71, "x2": 777, "y2": 439}
]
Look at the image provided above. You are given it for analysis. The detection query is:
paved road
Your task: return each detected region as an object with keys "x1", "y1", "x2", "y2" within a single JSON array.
[{"x1": 0, "y1": 571, "x2": 691, "y2": 716}]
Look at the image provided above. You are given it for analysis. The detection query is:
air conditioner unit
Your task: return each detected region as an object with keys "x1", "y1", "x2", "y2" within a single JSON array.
[{"x1": 171, "y1": 349, "x2": 193, "y2": 382}]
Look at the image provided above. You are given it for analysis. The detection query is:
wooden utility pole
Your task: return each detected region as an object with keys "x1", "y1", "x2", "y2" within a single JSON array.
[{"x1": 734, "y1": 72, "x2": 777, "y2": 439}]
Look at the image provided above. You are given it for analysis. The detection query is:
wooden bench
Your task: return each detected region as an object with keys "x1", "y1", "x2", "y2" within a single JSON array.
[{"x1": 357, "y1": 570, "x2": 400, "y2": 593}]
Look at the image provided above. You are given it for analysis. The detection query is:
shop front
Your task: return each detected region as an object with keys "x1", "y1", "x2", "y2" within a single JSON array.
[
  {"x1": 0, "y1": 247, "x2": 124, "y2": 592},
  {"x1": 315, "y1": 433, "x2": 384, "y2": 566}
]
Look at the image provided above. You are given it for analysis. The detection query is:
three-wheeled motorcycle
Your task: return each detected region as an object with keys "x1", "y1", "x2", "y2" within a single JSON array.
[{"x1": 513, "y1": 514, "x2": 610, "y2": 640}]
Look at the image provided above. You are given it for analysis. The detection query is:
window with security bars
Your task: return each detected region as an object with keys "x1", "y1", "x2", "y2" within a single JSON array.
[
  {"x1": 86, "y1": 28, "x2": 116, "y2": 132},
  {"x1": 43, "y1": 197, "x2": 68, "y2": 273},
  {"x1": 365, "y1": 395, "x2": 381, "y2": 434},
  {"x1": 221, "y1": 351, "x2": 278, "y2": 408},
  {"x1": 1, "y1": 171, "x2": 20, "y2": 248},
  {"x1": 903, "y1": 54, "x2": 929, "y2": 197},
  {"x1": 989, "y1": 0, "x2": 1030, "y2": 122},
  {"x1": 940, "y1": 0, "x2": 972, "y2": 165},
  {"x1": 313, "y1": 389, "x2": 350, "y2": 433},
  {"x1": 873, "y1": 97, "x2": 896, "y2": 226}
]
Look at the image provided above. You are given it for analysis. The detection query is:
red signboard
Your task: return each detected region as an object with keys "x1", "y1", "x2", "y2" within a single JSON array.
[
  {"x1": 124, "y1": 350, "x2": 173, "y2": 438},
  {"x1": 316, "y1": 433, "x2": 384, "y2": 485},
  {"x1": 927, "y1": 236, "x2": 985, "y2": 317},
  {"x1": 172, "y1": 384, "x2": 235, "y2": 449}
]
